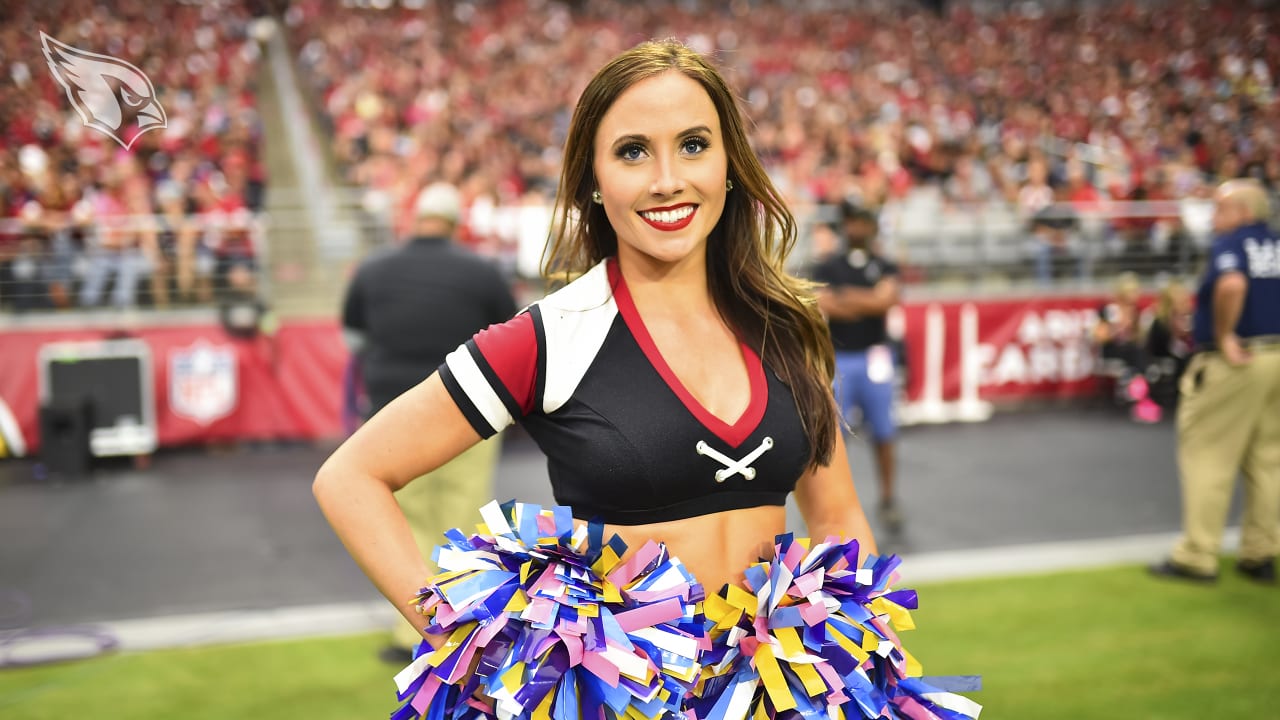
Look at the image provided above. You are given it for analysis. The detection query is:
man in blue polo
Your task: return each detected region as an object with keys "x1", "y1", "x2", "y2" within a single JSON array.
[
  {"x1": 813, "y1": 203, "x2": 904, "y2": 532},
  {"x1": 1152, "y1": 179, "x2": 1280, "y2": 584}
]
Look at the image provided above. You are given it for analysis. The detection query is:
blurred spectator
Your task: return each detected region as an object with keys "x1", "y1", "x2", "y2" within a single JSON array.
[
  {"x1": 1062, "y1": 157, "x2": 1106, "y2": 267},
  {"x1": 154, "y1": 179, "x2": 214, "y2": 306},
  {"x1": 1064, "y1": 158, "x2": 1103, "y2": 211},
  {"x1": 78, "y1": 163, "x2": 151, "y2": 309},
  {"x1": 1094, "y1": 272, "x2": 1145, "y2": 376},
  {"x1": 1152, "y1": 179, "x2": 1280, "y2": 584},
  {"x1": 813, "y1": 203, "x2": 905, "y2": 533},
  {"x1": 1, "y1": 153, "x2": 38, "y2": 308},
  {"x1": 943, "y1": 151, "x2": 997, "y2": 206},
  {"x1": 1116, "y1": 169, "x2": 1175, "y2": 263},
  {"x1": 1143, "y1": 278, "x2": 1194, "y2": 407},
  {"x1": 195, "y1": 173, "x2": 259, "y2": 299},
  {"x1": 1021, "y1": 156, "x2": 1076, "y2": 283},
  {"x1": 808, "y1": 223, "x2": 843, "y2": 265},
  {"x1": 9, "y1": 204, "x2": 47, "y2": 312},
  {"x1": 5, "y1": 171, "x2": 85, "y2": 312},
  {"x1": 32, "y1": 171, "x2": 90, "y2": 310},
  {"x1": 1018, "y1": 158, "x2": 1055, "y2": 219}
]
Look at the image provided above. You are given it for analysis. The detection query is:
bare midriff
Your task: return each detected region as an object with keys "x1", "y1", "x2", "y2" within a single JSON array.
[{"x1": 595, "y1": 504, "x2": 788, "y2": 593}]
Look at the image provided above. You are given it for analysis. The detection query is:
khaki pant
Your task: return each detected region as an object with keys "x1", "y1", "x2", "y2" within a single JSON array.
[
  {"x1": 391, "y1": 437, "x2": 502, "y2": 651},
  {"x1": 1171, "y1": 345, "x2": 1280, "y2": 575}
]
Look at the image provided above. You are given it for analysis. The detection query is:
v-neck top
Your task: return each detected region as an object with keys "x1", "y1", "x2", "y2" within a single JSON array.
[{"x1": 438, "y1": 258, "x2": 810, "y2": 525}]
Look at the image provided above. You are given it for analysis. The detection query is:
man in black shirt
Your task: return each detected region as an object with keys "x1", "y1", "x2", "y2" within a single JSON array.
[
  {"x1": 813, "y1": 203, "x2": 904, "y2": 531},
  {"x1": 343, "y1": 185, "x2": 517, "y2": 414},
  {"x1": 342, "y1": 182, "x2": 516, "y2": 660}
]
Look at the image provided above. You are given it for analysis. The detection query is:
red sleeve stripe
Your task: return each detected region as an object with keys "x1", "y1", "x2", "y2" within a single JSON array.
[
  {"x1": 465, "y1": 340, "x2": 523, "y2": 421},
  {"x1": 470, "y1": 311, "x2": 539, "y2": 415}
]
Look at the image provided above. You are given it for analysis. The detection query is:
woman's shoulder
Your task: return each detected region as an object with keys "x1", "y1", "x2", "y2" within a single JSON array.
[{"x1": 532, "y1": 258, "x2": 616, "y2": 315}]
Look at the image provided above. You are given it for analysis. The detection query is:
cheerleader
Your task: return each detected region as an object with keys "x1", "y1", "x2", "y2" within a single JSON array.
[{"x1": 315, "y1": 39, "x2": 978, "y2": 720}]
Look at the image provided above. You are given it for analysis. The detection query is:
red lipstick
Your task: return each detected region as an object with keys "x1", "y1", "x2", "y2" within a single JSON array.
[{"x1": 638, "y1": 203, "x2": 697, "y2": 232}]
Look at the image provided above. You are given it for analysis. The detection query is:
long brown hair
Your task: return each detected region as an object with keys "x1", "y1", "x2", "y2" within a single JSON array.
[{"x1": 543, "y1": 39, "x2": 837, "y2": 468}]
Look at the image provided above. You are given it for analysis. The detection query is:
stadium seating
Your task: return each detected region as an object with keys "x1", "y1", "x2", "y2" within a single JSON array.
[
  {"x1": 284, "y1": 0, "x2": 1277, "y2": 282},
  {"x1": 0, "y1": 0, "x2": 266, "y2": 312}
]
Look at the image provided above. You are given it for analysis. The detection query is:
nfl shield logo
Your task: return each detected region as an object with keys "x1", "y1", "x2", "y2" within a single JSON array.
[{"x1": 169, "y1": 340, "x2": 238, "y2": 426}]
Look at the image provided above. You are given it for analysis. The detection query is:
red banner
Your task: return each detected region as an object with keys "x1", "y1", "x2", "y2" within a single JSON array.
[
  {"x1": 0, "y1": 320, "x2": 347, "y2": 456},
  {"x1": 0, "y1": 294, "x2": 1120, "y2": 456},
  {"x1": 896, "y1": 294, "x2": 1111, "y2": 423}
]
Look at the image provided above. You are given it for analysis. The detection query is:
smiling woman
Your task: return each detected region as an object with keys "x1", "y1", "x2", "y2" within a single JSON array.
[
  {"x1": 546, "y1": 40, "x2": 839, "y2": 478},
  {"x1": 313, "y1": 38, "x2": 978, "y2": 720}
]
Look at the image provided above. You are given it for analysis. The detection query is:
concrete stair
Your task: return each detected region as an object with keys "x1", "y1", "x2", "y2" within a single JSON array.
[{"x1": 254, "y1": 20, "x2": 363, "y2": 320}]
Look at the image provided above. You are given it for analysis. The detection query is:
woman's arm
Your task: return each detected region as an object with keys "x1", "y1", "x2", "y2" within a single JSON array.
[
  {"x1": 793, "y1": 432, "x2": 878, "y2": 557},
  {"x1": 312, "y1": 372, "x2": 484, "y2": 640}
]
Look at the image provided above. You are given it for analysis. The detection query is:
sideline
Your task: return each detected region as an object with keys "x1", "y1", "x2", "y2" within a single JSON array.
[
  {"x1": 901, "y1": 528, "x2": 1239, "y2": 584},
  {"x1": 6, "y1": 528, "x2": 1239, "y2": 659}
]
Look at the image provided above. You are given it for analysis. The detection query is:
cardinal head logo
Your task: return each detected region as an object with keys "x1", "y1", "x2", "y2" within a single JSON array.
[{"x1": 40, "y1": 31, "x2": 167, "y2": 150}]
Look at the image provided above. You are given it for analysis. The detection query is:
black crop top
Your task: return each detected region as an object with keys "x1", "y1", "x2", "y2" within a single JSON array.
[{"x1": 437, "y1": 258, "x2": 811, "y2": 525}]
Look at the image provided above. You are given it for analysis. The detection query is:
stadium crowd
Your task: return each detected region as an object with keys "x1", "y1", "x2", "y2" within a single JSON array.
[
  {"x1": 289, "y1": 0, "x2": 1279, "y2": 270},
  {"x1": 0, "y1": 0, "x2": 266, "y2": 312},
  {"x1": 4, "y1": 0, "x2": 1278, "y2": 311}
]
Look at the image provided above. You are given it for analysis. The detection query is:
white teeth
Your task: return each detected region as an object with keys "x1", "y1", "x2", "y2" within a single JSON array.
[{"x1": 641, "y1": 205, "x2": 694, "y2": 224}]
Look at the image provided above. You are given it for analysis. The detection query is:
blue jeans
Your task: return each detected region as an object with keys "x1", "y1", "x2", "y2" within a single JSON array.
[
  {"x1": 834, "y1": 347, "x2": 897, "y2": 442},
  {"x1": 80, "y1": 247, "x2": 146, "y2": 308}
]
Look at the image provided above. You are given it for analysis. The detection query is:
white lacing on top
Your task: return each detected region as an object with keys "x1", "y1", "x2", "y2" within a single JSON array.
[{"x1": 695, "y1": 436, "x2": 774, "y2": 482}]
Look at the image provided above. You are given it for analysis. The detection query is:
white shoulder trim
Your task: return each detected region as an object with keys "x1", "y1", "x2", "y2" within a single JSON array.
[
  {"x1": 538, "y1": 259, "x2": 616, "y2": 312},
  {"x1": 442, "y1": 344, "x2": 513, "y2": 434},
  {"x1": 533, "y1": 260, "x2": 617, "y2": 414}
]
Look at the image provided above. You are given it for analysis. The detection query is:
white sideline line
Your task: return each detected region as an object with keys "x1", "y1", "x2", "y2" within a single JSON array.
[
  {"x1": 899, "y1": 528, "x2": 1240, "y2": 584},
  {"x1": 2, "y1": 601, "x2": 397, "y2": 665},
  {"x1": 104, "y1": 601, "x2": 398, "y2": 652},
  {"x1": 9, "y1": 529, "x2": 1239, "y2": 658}
]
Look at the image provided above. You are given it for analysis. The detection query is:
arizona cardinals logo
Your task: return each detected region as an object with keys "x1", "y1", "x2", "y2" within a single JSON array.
[{"x1": 40, "y1": 31, "x2": 167, "y2": 150}]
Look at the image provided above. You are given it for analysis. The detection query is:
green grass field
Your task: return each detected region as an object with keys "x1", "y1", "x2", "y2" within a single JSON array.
[{"x1": 2, "y1": 563, "x2": 1277, "y2": 719}]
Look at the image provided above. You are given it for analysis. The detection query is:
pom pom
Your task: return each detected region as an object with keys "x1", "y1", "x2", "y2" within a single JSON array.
[
  {"x1": 391, "y1": 501, "x2": 706, "y2": 720},
  {"x1": 390, "y1": 507, "x2": 980, "y2": 720},
  {"x1": 689, "y1": 534, "x2": 981, "y2": 720}
]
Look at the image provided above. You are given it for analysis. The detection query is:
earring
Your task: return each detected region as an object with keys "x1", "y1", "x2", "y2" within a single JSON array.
[
  {"x1": 591, "y1": 190, "x2": 603, "y2": 204},
  {"x1": 726, "y1": 179, "x2": 734, "y2": 191}
]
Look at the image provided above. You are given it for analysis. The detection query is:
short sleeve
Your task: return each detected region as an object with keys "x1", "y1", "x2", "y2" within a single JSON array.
[
  {"x1": 1213, "y1": 247, "x2": 1242, "y2": 274},
  {"x1": 437, "y1": 309, "x2": 540, "y2": 438}
]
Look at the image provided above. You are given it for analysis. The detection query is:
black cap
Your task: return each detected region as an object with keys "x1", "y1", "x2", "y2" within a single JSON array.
[{"x1": 839, "y1": 200, "x2": 877, "y2": 226}]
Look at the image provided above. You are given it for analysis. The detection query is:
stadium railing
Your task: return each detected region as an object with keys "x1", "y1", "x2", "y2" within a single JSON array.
[
  {"x1": 0, "y1": 212, "x2": 269, "y2": 317},
  {"x1": 0, "y1": 194, "x2": 1229, "y2": 317}
]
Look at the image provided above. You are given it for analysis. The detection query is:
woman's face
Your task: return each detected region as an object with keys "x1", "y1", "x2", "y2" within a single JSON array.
[
  {"x1": 592, "y1": 70, "x2": 728, "y2": 271},
  {"x1": 1172, "y1": 287, "x2": 1192, "y2": 314}
]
